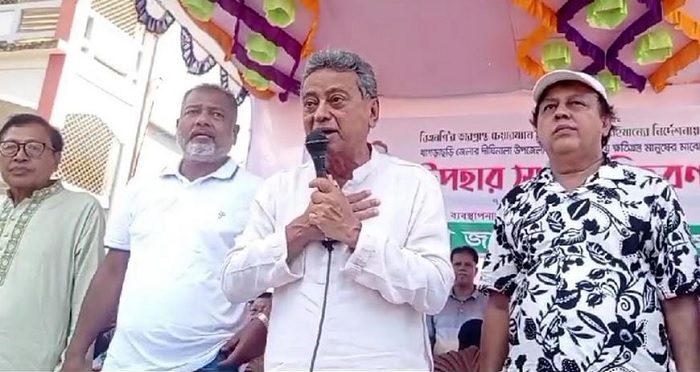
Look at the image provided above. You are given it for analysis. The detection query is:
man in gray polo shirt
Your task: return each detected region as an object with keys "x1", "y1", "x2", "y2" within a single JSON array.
[{"x1": 428, "y1": 246, "x2": 488, "y2": 354}]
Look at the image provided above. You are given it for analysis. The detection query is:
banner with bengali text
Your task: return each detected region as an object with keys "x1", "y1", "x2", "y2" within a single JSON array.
[{"x1": 370, "y1": 107, "x2": 700, "y2": 254}]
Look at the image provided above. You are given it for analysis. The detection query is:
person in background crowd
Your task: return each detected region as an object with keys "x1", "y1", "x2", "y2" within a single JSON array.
[
  {"x1": 62, "y1": 84, "x2": 262, "y2": 371},
  {"x1": 0, "y1": 114, "x2": 105, "y2": 371},
  {"x1": 428, "y1": 246, "x2": 487, "y2": 355},
  {"x1": 480, "y1": 69, "x2": 700, "y2": 372},
  {"x1": 371, "y1": 139, "x2": 388, "y2": 154},
  {"x1": 90, "y1": 310, "x2": 117, "y2": 371},
  {"x1": 458, "y1": 319, "x2": 483, "y2": 350},
  {"x1": 220, "y1": 49, "x2": 454, "y2": 370},
  {"x1": 241, "y1": 293, "x2": 273, "y2": 372},
  {"x1": 247, "y1": 292, "x2": 272, "y2": 320}
]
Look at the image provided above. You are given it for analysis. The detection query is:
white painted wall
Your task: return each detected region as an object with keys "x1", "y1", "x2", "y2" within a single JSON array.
[
  {"x1": 46, "y1": 0, "x2": 157, "y2": 206},
  {"x1": 0, "y1": 54, "x2": 48, "y2": 108},
  {"x1": 133, "y1": 127, "x2": 180, "y2": 177}
]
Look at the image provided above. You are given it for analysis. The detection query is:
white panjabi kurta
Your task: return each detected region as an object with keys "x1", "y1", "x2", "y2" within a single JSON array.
[{"x1": 222, "y1": 151, "x2": 454, "y2": 371}]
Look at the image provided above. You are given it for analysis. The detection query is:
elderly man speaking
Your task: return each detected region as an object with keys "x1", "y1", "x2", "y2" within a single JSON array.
[{"x1": 221, "y1": 49, "x2": 454, "y2": 370}]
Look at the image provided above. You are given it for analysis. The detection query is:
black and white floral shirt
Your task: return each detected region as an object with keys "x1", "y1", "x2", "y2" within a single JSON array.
[{"x1": 481, "y1": 155, "x2": 700, "y2": 372}]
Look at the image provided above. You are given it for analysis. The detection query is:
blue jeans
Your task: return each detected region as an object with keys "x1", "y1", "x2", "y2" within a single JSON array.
[{"x1": 196, "y1": 352, "x2": 240, "y2": 371}]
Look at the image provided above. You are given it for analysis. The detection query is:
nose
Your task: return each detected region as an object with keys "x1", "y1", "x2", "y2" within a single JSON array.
[
  {"x1": 313, "y1": 101, "x2": 332, "y2": 124},
  {"x1": 553, "y1": 105, "x2": 572, "y2": 120},
  {"x1": 12, "y1": 148, "x2": 29, "y2": 162},
  {"x1": 193, "y1": 111, "x2": 212, "y2": 128}
]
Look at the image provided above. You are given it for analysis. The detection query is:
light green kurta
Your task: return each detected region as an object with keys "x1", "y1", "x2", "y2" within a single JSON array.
[{"x1": 0, "y1": 181, "x2": 106, "y2": 371}]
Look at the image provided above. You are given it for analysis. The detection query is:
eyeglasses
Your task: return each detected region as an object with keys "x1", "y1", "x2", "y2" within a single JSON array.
[{"x1": 0, "y1": 140, "x2": 55, "y2": 158}]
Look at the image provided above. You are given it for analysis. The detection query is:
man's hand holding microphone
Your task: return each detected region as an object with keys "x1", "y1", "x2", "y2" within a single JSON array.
[
  {"x1": 308, "y1": 177, "x2": 379, "y2": 250},
  {"x1": 285, "y1": 129, "x2": 379, "y2": 260}
]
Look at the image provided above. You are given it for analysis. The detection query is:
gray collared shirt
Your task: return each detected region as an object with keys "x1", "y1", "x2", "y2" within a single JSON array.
[{"x1": 428, "y1": 287, "x2": 488, "y2": 354}]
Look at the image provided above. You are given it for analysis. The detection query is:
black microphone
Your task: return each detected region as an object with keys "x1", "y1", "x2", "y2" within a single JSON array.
[
  {"x1": 305, "y1": 129, "x2": 329, "y2": 178},
  {"x1": 304, "y1": 132, "x2": 335, "y2": 372},
  {"x1": 304, "y1": 129, "x2": 336, "y2": 250}
]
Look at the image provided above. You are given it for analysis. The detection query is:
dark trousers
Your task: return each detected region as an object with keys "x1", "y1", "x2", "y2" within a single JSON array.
[{"x1": 195, "y1": 352, "x2": 240, "y2": 372}]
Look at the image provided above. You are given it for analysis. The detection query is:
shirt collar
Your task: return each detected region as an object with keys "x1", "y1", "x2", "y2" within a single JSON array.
[
  {"x1": 345, "y1": 144, "x2": 383, "y2": 186},
  {"x1": 160, "y1": 157, "x2": 239, "y2": 181},
  {"x1": 5, "y1": 180, "x2": 63, "y2": 202},
  {"x1": 536, "y1": 152, "x2": 626, "y2": 186},
  {"x1": 449, "y1": 287, "x2": 482, "y2": 303},
  {"x1": 303, "y1": 144, "x2": 383, "y2": 185}
]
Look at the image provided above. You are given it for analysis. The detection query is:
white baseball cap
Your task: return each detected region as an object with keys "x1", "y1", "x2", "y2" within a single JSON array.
[{"x1": 532, "y1": 69, "x2": 609, "y2": 104}]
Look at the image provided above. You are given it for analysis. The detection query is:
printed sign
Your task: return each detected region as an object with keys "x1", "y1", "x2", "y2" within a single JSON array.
[{"x1": 370, "y1": 107, "x2": 700, "y2": 253}]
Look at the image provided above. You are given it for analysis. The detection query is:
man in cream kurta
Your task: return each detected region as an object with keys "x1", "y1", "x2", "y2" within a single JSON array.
[
  {"x1": 221, "y1": 50, "x2": 454, "y2": 371},
  {"x1": 0, "y1": 114, "x2": 105, "y2": 371}
]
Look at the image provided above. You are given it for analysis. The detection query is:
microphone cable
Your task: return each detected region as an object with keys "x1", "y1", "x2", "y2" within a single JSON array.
[{"x1": 308, "y1": 240, "x2": 334, "y2": 372}]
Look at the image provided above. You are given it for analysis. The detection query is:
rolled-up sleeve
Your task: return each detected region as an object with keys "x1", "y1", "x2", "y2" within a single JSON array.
[
  {"x1": 221, "y1": 176, "x2": 304, "y2": 303},
  {"x1": 340, "y1": 173, "x2": 453, "y2": 315},
  {"x1": 650, "y1": 183, "x2": 700, "y2": 299}
]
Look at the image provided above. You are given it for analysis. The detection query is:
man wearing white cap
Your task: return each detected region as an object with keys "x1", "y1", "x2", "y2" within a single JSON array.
[{"x1": 479, "y1": 70, "x2": 700, "y2": 371}]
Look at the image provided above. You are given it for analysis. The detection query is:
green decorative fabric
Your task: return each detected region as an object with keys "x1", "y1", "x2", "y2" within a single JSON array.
[
  {"x1": 246, "y1": 32, "x2": 278, "y2": 65},
  {"x1": 596, "y1": 71, "x2": 622, "y2": 95},
  {"x1": 182, "y1": 0, "x2": 215, "y2": 22},
  {"x1": 243, "y1": 68, "x2": 270, "y2": 90},
  {"x1": 636, "y1": 30, "x2": 673, "y2": 65},
  {"x1": 586, "y1": 0, "x2": 628, "y2": 29},
  {"x1": 264, "y1": 0, "x2": 296, "y2": 28},
  {"x1": 542, "y1": 42, "x2": 572, "y2": 71}
]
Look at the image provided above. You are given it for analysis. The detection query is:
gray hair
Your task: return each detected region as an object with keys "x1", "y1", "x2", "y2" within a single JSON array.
[{"x1": 302, "y1": 49, "x2": 378, "y2": 99}]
